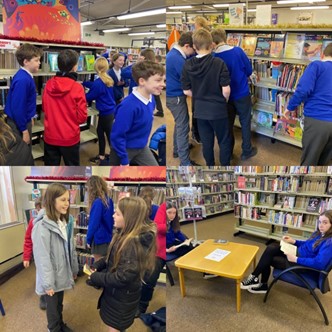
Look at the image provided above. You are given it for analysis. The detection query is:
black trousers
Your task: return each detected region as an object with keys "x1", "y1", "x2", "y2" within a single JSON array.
[
  {"x1": 154, "y1": 94, "x2": 164, "y2": 114},
  {"x1": 139, "y1": 257, "x2": 165, "y2": 313},
  {"x1": 253, "y1": 243, "x2": 295, "y2": 283},
  {"x1": 45, "y1": 291, "x2": 64, "y2": 332},
  {"x1": 44, "y1": 142, "x2": 80, "y2": 166},
  {"x1": 97, "y1": 113, "x2": 114, "y2": 156}
]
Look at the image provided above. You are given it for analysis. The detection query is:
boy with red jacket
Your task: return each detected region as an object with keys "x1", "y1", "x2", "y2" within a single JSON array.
[{"x1": 42, "y1": 49, "x2": 87, "y2": 165}]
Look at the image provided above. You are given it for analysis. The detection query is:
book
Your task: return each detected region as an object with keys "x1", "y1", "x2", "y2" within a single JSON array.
[
  {"x1": 77, "y1": 55, "x2": 84, "y2": 72},
  {"x1": 83, "y1": 263, "x2": 95, "y2": 276},
  {"x1": 174, "y1": 238, "x2": 193, "y2": 250},
  {"x1": 252, "y1": 110, "x2": 273, "y2": 128},
  {"x1": 254, "y1": 36, "x2": 272, "y2": 57},
  {"x1": 85, "y1": 54, "x2": 95, "y2": 71},
  {"x1": 322, "y1": 39, "x2": 332, "y2": 54},
  {"x1": 226, "y1": 33, "x2": 242, "y2": 47},
  {"x1": 270, "y1": 34, "x2": 285, "y2": 58},
  {"x1": 302, "y1": 35, "x2": 323, "y2": 61},
  {"x1": 48, "y1": 52, "x2": 59, "y2": 72},
  {"x1": 326, "y1": 177, "x2": 332, "y2": 195},
  {"x1": 280, "y1": 240, "x2": 297, "y2": 256},
  {"x1": 241, "y1": 35, "x2": 257, "y2": 56},
  {"x1": 204, "y1": 248, "x2": 231, "y2": 262},
  {"x1": 283, "y1": 33, "x2": 305, "y2": 59},
  {"x1": 237, "y1": 176, "x2": 246, "y2": 189},
  {"x1": 274, "y1": 118, "x2": 303, "y2": 141},
  {"x1": 283, "y1": 196, "x2": 296, "y2": 209},
  {"x1": 31, "y1": 188, "x2": 41, "y2": 200},
  {"x1": 306, "y1": 197, "x2": 321, "y2": 213}
]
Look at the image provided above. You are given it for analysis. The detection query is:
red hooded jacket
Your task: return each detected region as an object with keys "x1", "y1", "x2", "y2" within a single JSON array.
[
  {"x1": 42, "y1": 76, "x2": 87, "y2": 146},
  {"x1": 154, "y1": 202, "x2": 166, "y2": 260}
]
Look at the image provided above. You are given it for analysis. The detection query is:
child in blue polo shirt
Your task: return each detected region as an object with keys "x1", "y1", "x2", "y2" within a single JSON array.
[
  {"x1": 109, "y1": 60, "x2": 165, "y2": 166},
  {"x1": 5, "y1": 43, "x2": 43, "y2": 148}
]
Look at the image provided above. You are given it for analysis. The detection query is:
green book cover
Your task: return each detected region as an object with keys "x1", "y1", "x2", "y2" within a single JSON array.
[{"x1": 85, "y1": 54, "x2": 95, "y2": 71}]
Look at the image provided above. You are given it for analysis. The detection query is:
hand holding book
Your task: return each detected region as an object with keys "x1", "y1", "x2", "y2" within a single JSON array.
[{"x1": 83, "y1": 263, "x2": 96, "y2": 276}]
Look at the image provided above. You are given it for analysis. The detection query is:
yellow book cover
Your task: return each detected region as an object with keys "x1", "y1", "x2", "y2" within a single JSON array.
[{"x1": 284, "y1": 33, "x2": 305, "y2": 59}]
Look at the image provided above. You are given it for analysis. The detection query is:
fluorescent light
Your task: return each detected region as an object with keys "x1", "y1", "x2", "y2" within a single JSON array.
[
  {"x1": 290, "y1": 5, "x2": 329, "y2": 9},
  {"x1": 168, "y1": 6, "x2": 192, "y2": 9},
  {"x1": 81, "y1": 21, "x2": 93, "y2": 26},
  {"x1": 128, "y1": 32, "x2": 155, "y2": 36},
  {"x1": 247, "y1": 9, "x2": 257, "y2": 12},
  {"x1": 117, "y1": 8, "x2": 166, "y2": 20},
  {"x1": 213, "y1": 4, "x2": 229, "y2": 7},
  {"x1": 166, "y1": 11, "x2": 182, "y2": 14},
  {"x1": 196, "y1": 10, "x2": 218, "y2": 13},
  {"x1": 277, "y1": 0, "x2": 325, "y2": 3},
  {"x1": 103, "y1": 28, "x2": 131, "y2": 33},
  {"x1": 156, "y1": 24, "x2": 166, "y2": 28}
]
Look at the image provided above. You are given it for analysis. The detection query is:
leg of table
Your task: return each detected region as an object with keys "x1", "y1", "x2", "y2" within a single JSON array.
[
  {"x1": 178, "y1": 268, "x2": 186, "y2": 297},
  {"x1": 236, "y1": 279, "x2": 241, "y2": 313}
]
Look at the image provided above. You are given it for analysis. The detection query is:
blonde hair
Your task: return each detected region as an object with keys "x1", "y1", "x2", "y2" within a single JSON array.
[
  {"x1": 86, "y1": 175, "x2": 110, "y2": 210},
  {"x1": 211, "y1": 29, "x2": 227, "y2": 45},
  {"x1": 94, "y1": 57, "x2": 114, "y2": 87},
  {"x1": 108, "y1": 197, "x2": 156, "y2": 279},
  {"x1": 194, "y1": 16, "x2": 210, "y2": 31},
  {"x1": 193, "y1": 28, "x2": 213, "y2": 51}
]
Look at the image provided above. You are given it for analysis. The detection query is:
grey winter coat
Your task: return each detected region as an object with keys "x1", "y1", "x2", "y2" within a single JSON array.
[{"x1": 32, "y1": 215, "x2": 78, "y2": 295}]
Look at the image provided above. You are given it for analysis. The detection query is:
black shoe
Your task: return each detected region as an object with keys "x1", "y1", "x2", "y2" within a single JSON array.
[
  {"x1": 61, "y1": 322, "x2": 74, "y2": 332},
  {"x1": 89, "y1": 156, "x2": 101, "y2": 164},
  {"x1": 240, "y1": 274, "x2": 260, "y2": 290},
  {"x1": 39, "y1": 295, "x2": 47, "y2": 310},
  {"x1": 241, "y1": 147, "x2": 257, "y2": 161},
  {"x1": 154, "y1": 111, "x2": 164, "y2": 117},
  {"x1": 247, "y1": 283, "x2": 268, "y2": 294},
  {"x1": 104, "y1": 154, "x2": 110, "y2": 160}
]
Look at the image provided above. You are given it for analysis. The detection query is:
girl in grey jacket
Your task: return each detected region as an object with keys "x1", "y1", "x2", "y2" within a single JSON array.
[{"x1": 32, "y1": 183, "x2": 78, "y2": 332}]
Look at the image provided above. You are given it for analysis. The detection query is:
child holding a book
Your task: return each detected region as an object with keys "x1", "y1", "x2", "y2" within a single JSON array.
[
  {"x1": 108, "y1": 53, "x2": 127, "y2": 104},
  {"x1": 241, "y1": 210, "x2": 332, "y2": 294},
  {"x1": 109, "y1": 60, "x2": 165, "y2": 166},
  {"x1": 83, "y1": 57, "x2": 116, "y2": 164},
  {"x1": 42, "y1": 49, "x2": 87, "y2": 166},
  {"x1": 5, "y1": 43, "x2": 43, "y2": 148},
  {"x1": 88, "y1": 197, "x2": 156, "y2": 332},
  {"x1": 32, "y1": 183, "x2": 78, "y2": 332},
  {"x1": 285, "y1": 43, "x2": 332, "y2": 165},
  {"x1": 86, "y1": 175, "x2": 114, "y2": 261},
  {"x1": 181, "y1": 28, "x2": 232, "y2": 166},
  {"x1": 166, "y1": 201, "x2": 193, "y2": 259}
]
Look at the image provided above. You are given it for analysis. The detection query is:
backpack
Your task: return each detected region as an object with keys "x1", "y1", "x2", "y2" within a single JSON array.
[
  {"x1": 149, "y1": 125, "x2": 166, "y2": 166},
  {"x1": 140, "y1": 307, "x2": 166, "y2": 332}
]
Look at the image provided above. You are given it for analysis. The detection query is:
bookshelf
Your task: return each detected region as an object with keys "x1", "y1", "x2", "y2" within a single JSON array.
[
  {"x1": 224, "y1": 28, "x2": 332, "y2": 149},
  {"x1": 0, "y1": 39, "x2": 105, "y2": 160},
  {"x1": 166, "y1": 166, "x2": 235, "y2": 222},
  {"x1": 233, "y1": 165, "x2": 332, "y2": 241}
]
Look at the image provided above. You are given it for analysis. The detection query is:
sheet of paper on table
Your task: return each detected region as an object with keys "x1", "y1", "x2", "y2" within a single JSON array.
[{"x1": 204, "y1": 249, "x2": 231, "y2": 262}]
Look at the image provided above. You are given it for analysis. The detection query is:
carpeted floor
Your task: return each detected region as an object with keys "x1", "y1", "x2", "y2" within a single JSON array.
[
  {"x1": 167, "y1": 213, "x2": 332, "y2": 332},
  {"x1": 0, "y1": 263, "x2": 165, "y2": 332}
]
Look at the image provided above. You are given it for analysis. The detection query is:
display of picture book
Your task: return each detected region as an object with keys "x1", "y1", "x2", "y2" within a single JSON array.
[
  {"x1": 283, "y1": 33, "x2": 306, "y2": 59},
  {"x1": 226, "y1": 33, "x2": 242, "y2": 47},
  {"x1": 241, "y1": 35, "x2": 257, "y2": 56},
  {"x1": 254, "y1": 36, "x2": 272, "y2": 57},
  {"x1": 274, "y1": 118, "x2": 303, "y2": 141},
  {"x1": 302, "y1": 35, "x2": 324, "y2": 61},
  {"x1": 77, "y1": 55, "x2": 84, "y2": 72},
  {"x1": 85, "y1": 54, "x2": 95, "y2": 71},
  {"x1": 252, "y1": 110, "x2": 273, "y2": 128},
  {"x1": 270, "y1": 34, "x2": 285, "y2": 58},
  {"x1": 48, "y1": 52, "x2": 59, "y2": 72}
]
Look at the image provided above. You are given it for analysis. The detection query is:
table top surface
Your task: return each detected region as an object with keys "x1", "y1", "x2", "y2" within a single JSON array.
[{"x1": 174, "y1": 240, "x2": 260, "y2": 279}]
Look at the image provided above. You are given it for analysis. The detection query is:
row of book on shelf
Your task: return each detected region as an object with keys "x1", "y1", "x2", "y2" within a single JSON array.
[
  {"x1": 234, "y1": 166, "x2": 332, "y2": 174},
  {"x1": 227, "y1": 32, "x2": 332, "y2": 61},
  {"x1": 77, "y1": 252, "x2": 95, "y2": 267},
  {"x1": 237, "y1": 175, "x2": 331, "y2": 194}
]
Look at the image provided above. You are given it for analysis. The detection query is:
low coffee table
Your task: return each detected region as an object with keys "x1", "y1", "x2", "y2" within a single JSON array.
[{"x1": 174, "y1": 239, "x2": 259, "y2": 312}]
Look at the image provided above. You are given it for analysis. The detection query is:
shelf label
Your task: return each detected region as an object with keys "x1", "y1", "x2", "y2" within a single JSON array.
[{"x1": 0, "y1": 39, "x2": 20, "y2": 50}]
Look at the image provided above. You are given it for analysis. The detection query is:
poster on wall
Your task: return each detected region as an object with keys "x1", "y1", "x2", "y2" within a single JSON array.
[
  {"x1": 297, "y1": 12, "x2": 313, "y2": 25},
  {"x1": 2, "y1": 0, "x2": 81, "y2": 42},
  {"x1": 229, "y1": 5, "x2": 244, "y2": 26},
  {"x1": 256, "y1": 5, "x2": 272, "y2": 26}
]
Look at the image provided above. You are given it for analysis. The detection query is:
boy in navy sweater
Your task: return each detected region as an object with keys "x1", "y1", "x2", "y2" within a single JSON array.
[
  {"x1": 5, "y1": 43, "x2": 43, "y2": 148},
  {"x1": 285, "y1": 43, "x2": 332, "y2": 165},
  {"x1": 109, "y1": 61, "x2": 165, "y2": 166},
  {"x1": 212, "y1": 29, "x2": 257, "y2": 161},
  {"x1": 181, "y1": 28, "x2": 231, "y2": 166}
]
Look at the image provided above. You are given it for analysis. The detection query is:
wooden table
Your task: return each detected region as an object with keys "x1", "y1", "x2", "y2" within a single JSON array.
[{"x1": 174, "y1": 239, "x2": 259, "y2": 312}]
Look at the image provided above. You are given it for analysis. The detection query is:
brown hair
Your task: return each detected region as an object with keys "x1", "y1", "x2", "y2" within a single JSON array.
[
  {"x1": 323, "y1": 43, "x2": 332, "y2": 57},
  {"x1": 139, "y1": 186, "x2": 155, "y2": 219},
  {"x1": 194, "y1": 16, "x2": 210, "y2": 31},
  {"x1": 211, "y1": 29, "x2": 227, "y2": 45},
  {"x1": 108, "y1": 197, "x2": 157, "y2": 279},
  {"x1": 132, "y1": 60, "x2": 165, "y2": 84},
  {"x1": 94, "y1": 57, "x2": 114, "y2": 87},
  {"x1": 15, "y1": 43, "x2": 43, "y2": 66},
  {"x1": 86, "y1": 175, "x2": 110, "y2": 210},
  {"x1": 166, "y1": 200, "x2": 180, "y2": 233},
  {"x1": 0, "y1": 117, "x2": 16, "y2": 165},
  {"x1": 178, "y1": 32, "x2": 193, "y2": 48},
  {"x1": 140, "y1": 48, "x2": 156, "y2": 62},
  {"x1": 310, "y1": 210, "x2": 332, "y2": 249},
  {"x1": 44, "y1": 183, "x2": 69, "y2": 223},
  {"x1": 193, "y1": 28, "x2": 213, "y2": 51},
  {"x1": 112, "y1": 52, "x2": 125, "y2": 64}
]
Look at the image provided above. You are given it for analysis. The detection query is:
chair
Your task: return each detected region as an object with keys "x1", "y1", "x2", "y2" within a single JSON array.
[
  {"x1": 0, "y1": 299, "x2": 5, "y2": 316},
  {"x1": 264, "y1": 262, "x2": 332, "y2": 325},
  {"x1": 166, "y1": 253, "x2": 178, "y2": 287}
]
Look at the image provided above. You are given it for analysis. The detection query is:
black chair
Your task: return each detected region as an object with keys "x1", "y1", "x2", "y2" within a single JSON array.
[
  {"x1": 166, "y1": 253, "x2": 178, "y2": 286},
  {"x1": 264, "y1": 261, "x2": 332, "y2": 325}
]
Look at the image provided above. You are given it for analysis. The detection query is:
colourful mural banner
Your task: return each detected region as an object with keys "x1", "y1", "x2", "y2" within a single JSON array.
[
  {"x1": 109, "y1": 167, "x2": 166, "y2": 181},
  {"x1": 2, "y1": 0, "x2": 81, "y2": 42}
]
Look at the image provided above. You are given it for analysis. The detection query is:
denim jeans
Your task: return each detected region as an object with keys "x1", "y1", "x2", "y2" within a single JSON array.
[
  {"x1": 197, "y1": 118, "x2": 231, "y2": 166},
  {"x1": 166, "y1": 96, "x2": 191, "y2": 165},
  {"x1": 228, "y1": 94, "x2": 253, "y2": 156}
]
